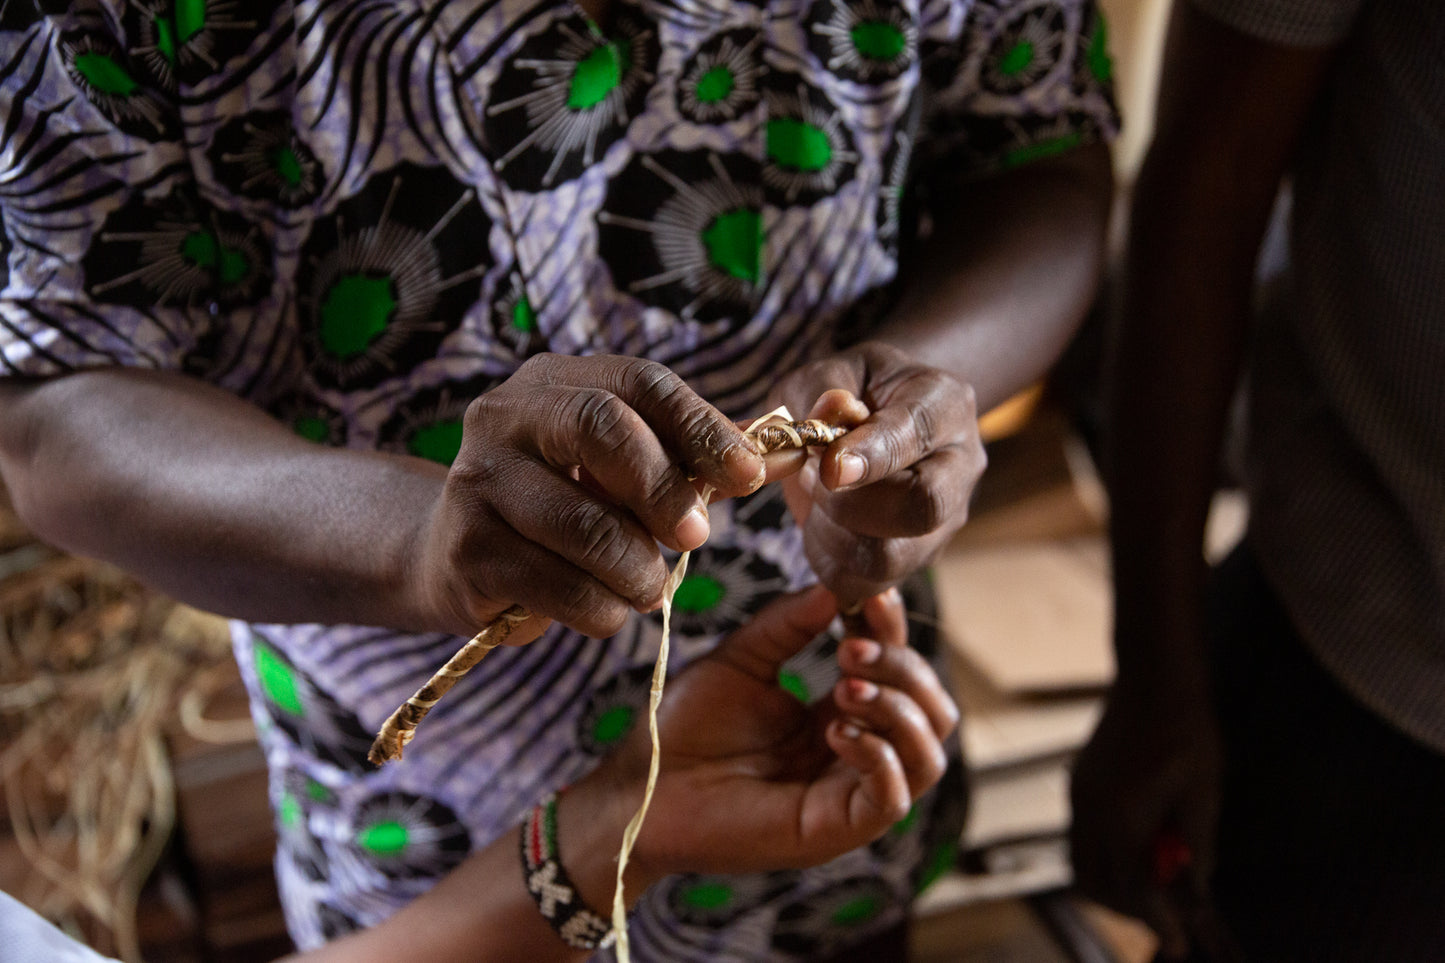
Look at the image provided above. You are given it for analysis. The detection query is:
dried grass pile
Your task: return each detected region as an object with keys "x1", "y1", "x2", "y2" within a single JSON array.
[{"x1": 0, "y1": 502, "x2": 238, "y2": 961}]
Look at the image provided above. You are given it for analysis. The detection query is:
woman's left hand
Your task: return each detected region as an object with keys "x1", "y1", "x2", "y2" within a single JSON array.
[{"x1": 767, "y1": 341, "x2": 987, "y2": 605}]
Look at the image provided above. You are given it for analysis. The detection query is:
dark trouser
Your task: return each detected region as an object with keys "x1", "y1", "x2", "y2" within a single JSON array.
[{"x1": 1175, "y1": 544, "x2": 1445, "y2": 963}]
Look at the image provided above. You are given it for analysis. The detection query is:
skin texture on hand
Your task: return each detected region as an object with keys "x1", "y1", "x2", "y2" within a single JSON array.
[{"x1": 420, "y1": 353, "x2": 767, "y2": 640}]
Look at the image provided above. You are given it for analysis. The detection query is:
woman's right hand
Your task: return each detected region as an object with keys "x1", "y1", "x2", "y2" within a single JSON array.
[{"x1": 413, "y1": 354, "x2": 766, "y2": 641}]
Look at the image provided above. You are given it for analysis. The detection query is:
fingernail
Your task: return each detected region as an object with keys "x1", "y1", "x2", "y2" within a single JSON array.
[
  {"x1": 675, "y1": 506, "x2": 710, "y2": 551},
  {"x1": 724, "y1": 443, "x2": 765, "y2": 494},
  {"x1": 727, "y1": 439, "x2": 764, "y2": 470},
  {"x1": 848, "y1": 679, "x2": 879, "y2": 702},
  {"x1": 836, "y1": 453, "x2": 866, "y2": 488},
  {"x1": 885, "y1": 586, "x2": 903, "y2": 606},
  {"x1": 852, "y1": 639, "x2": 882, "y2": 665},
  {"x1": 839, "y1": 722, "x2": 861, "y2": 740}
]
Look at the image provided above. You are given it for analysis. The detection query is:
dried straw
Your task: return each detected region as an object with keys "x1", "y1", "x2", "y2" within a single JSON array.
[{"x1": 0, "y1": 527, "x2": 241, "y2": 962}]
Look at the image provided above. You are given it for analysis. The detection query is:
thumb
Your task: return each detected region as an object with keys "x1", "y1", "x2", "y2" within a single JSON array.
[{"x1": 714, "y1": 584, "x2": 838, "y2": 683}]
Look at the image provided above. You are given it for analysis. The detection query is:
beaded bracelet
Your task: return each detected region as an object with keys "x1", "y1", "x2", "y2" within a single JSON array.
[{"x1": 521, "y1": 792, "x2": 615, "y2": 951}]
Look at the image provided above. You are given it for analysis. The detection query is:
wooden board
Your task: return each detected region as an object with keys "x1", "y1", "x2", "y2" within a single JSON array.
[
  {"x1": 936, "y1": 535, "x2": 1115, "y2": 694},
  {"x1": 965, "y1": 762, "x2": 1073, "y2": 850},
  {"x1": 958, "y1": 693, "x2": 1103, "y2": 774}
]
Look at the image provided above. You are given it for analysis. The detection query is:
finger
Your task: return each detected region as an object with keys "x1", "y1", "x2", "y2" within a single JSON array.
[
  {"x1": 825, "y1": 718, "x2": 912, "y2": 832},
  {"x1": 768, "y1": 356, "x2": 863, "y2": 428},
  {"x1": 839, "y1": 637, "x2": 958, "y2": 740},
  {"x1": 526, "y1": 384, "x2": 712, "y2": 553},
  {"x1": 820, "y1": 373, "x2": 976, "y2": 492},
  {"x1": 460, "y1": 516, "x2": 638, "y2": 638},
  {"x1": 778, "y1": 455, "x2": 818, "y2": 527},
  {"x1": 539, "y1": 355, "x2": 766, "y2": 497},
  {"x1": 811, "y1": 448, "x2": 982, "y2": 539},
  {"x1": 833, "y1": 678, "x2": 947, "y2": 798},
  {"x1": 858, "y1": 586, "x2": 907, "y2": 648},
  {"x1": 697, "y1": 446, "x2": 807, "y2": 506},
  {"x1": 802, "y1": 503, "x2": 929, "y2": 601},
  {"x1": 760, "y1": 447, "x2": 809, "y2": 487},
  {"x1": 807, "y1": 389, "x2": 870, "y2": 429},
  {"x1": 714, "y1": 584, "x2": 838, "y2": 683},
  {"x1": 491, "y1": 458, "x2": 670, "y2": 610}
]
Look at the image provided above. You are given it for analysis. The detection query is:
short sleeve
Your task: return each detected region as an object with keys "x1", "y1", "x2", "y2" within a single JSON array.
[
  {"x1": 0, "y1": 8, "x2": 281, "y2": 391},
  {"x1": 1189, "y1": 0, "x2": 1364, "y2": 47},
  {"x1": 917, "y1": 0, "x2": 1120, "y2": 176}
]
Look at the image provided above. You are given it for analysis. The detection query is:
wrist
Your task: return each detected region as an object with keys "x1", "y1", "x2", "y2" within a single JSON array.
[
  {"x1": 554, "y1": 760, "x2": 662, "y2": 914},
  {"x1": 402, "y1": 480, "x2": 483, "y2": 637}
]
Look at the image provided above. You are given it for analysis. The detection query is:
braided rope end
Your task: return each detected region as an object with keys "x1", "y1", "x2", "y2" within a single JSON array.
[{"x1": 368, "y1": 705, "x2": 420, "y2": 765}]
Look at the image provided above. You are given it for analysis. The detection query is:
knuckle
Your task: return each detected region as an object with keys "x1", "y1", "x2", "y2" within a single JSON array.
[
  {"x1": 559, "y1": 500, "x2": 631, "y2": 571},
  {"x1": 516, "y1": 352, "x2": 558, "y2": 382},
  {"x1": 883, "y1": 792, "x2": 912, "y2": 826},
  {"x1": 621, "y1": 358, "x2": 729, "y2": 460},
  {"x1": 942, "y1": 696, "x2": 961, "y2": 733},
  {"x1": 970, "y1": 444, "x2": 988, "y2": 484},
  {"x1": 675, "y1": 402, "x2": 721, "y2": 450},
  {"x1": 890, "y1": 643, "x2": 928, "y2": 680},
  {"x1": 905, "y1": 474, "x2": 951, "y2": 535},
  {"x1": 462, "y1": 391, "x2": 500, "y2": 437},
  {"x1": 640, "y1": 469, "x2": 686, "y2": 518},
  {"x1": 571, "y1": 388, "x2": 631, "y2": 445},
  {"x1": 561, "y1": 579, "x2": 628, "y2": 636},
  {"x1": 448, "y1": 443, "x2": 511, "y2": 498},
  {"x1": 904, "y1": 398, "x2": 938, "y2": 455},
  {"x1": 957, "y1": 381, "x2": 978, "y2": 420},
  {"x1": 623, "y1": 357, "x2": 684, "y2": 405},
  {"x1": 849, "y1": 535, "x2": 910, "y2": 584}
]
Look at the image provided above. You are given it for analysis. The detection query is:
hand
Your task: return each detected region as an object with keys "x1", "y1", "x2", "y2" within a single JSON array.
[
  {"x1": 571, "y1": 585, "x2": 958, "y2": 889},
  {"x1": 413, "y1": 354, "x2": 766, "y2": 640},
  {"x1": 1070, "y1": 666, "x2": 1223, "y2": 958},
  {"x1": 767, "y1": 342, "x2": 986, "y2": 605}
]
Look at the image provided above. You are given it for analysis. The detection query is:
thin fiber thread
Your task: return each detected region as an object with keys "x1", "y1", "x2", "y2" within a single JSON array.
[{"x1": 609, "y1": 407, "x2": 805, "y2": 961}]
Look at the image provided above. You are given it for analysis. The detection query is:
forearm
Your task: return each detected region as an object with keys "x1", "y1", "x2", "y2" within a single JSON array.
[
  {"x1": 1106, "y1": 4, "x2": 1337, "y2": 689},
  {"x1": 1106, "y1": 141, "x2": 1256, "y2": 688},
  {"x1": 875, "y1": 143, "x2": 1114, "y2": 412},
  {"x1": 0, "y1": 368, "x2": 445, "y2": 632},
  {"x1": 290, "y1": 763, "x2": 654, "y2": 962}
]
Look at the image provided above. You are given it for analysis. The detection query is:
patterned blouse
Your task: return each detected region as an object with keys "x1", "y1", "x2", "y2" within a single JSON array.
[{"x1": 0, "y1": 0, "x2": 1114, "y2": 958}]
